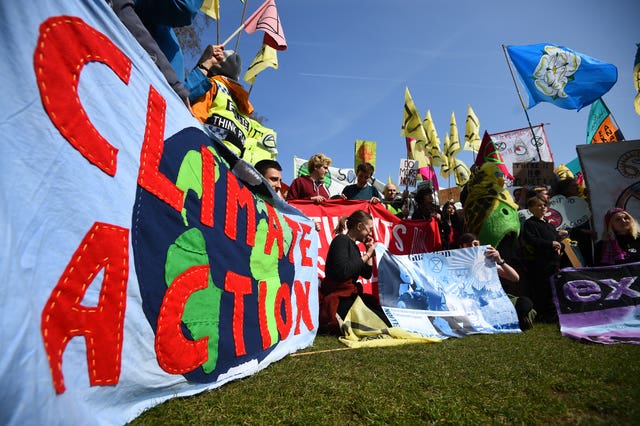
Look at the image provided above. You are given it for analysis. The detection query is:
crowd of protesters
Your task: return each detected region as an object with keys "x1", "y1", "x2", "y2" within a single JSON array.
[{"x1": 283, "y1": 154, "x2": 639, "y2": 333}]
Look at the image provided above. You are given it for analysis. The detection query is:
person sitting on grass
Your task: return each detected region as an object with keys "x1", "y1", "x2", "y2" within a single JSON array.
[{"x1": 319, "y1": 209, "x2": 391, "y2": 334}]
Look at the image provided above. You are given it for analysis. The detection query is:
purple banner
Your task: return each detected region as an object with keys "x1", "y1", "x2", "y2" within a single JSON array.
[{"x1": 552, "y1": 262, "x2": 640, "y2": 344}]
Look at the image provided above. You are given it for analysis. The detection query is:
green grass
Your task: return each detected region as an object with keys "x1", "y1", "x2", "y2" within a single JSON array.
[{"x1": 130, "y1": 324, "x2": 640, "y2": 425}]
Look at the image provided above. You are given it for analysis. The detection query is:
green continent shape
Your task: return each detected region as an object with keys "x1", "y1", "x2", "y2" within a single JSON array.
[
  {"x1": 478, "y1": 199, "x2": 520, "y2": 248},
  {"x1": 165, "y1": 227, "x2": 222, "y2": 374},
  {"x1": 176, "y1": 147, "x2": 221, "y2": 227},
  {"x1": 250, "y1": 199, "x2": 293, "y2": 346}
]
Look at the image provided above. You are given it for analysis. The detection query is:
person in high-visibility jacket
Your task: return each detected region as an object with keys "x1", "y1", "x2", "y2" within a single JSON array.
[{"x1": 191, "y1": 50, "x2": 277, "y2": 165}]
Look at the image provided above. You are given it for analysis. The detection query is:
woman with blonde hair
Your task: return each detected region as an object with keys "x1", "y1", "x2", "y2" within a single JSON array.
[
  {"x1": 319, "y1": 209, "x2": 390, "y2": 334},
  {"x1": 286, "y1": 153, "x2": 332, "y2": 202},
  {"x1": 594, "y1": 208, "x2": 640, "y2": 266}
]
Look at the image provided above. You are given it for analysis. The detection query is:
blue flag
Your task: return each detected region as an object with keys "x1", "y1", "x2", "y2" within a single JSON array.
[{"x1": 507, "y1": 43, "x2": 618, "y2": 111}]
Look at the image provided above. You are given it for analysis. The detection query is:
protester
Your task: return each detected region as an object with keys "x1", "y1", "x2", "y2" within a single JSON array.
[
  {"x1": 254, "y1": 159, "x2": 283, "y2": 198},
  {"x1": 594, "y1": 208, "x2": 640, "y2": 266},
  {"x1": 191, "y1": 51, "x2": 278, "y2": 165},
  {"x1": 439, "y1": 200, "x2": 464, "y2": 250},
  {"x1": 411, "y1": 181, "x2": 441, "y2": 222},
  {"x1": 286, "y1": 153, "x2": 332, "y2": 202},
  {"x1": 341, "y1": 162, "x2": 381, "y2": 202},
  {"x1": 550, "y1": 177, "x2": 597, "y2": 266},
  {"x1": 382, "y1": 183, "x2": 401, "y2": 214},
  {"x1": 520, "y1": 194, "x2": 564, "y2": 323},
  {"x1": 528, "y1": 185, "x2": 550, "y2": 202},
  {"x1": 459, "y1": 233, "x2": 535, "y2": 330},
  {"x1": 319, "y1": 210, "x2": 391, "y2": 334},
  {"x1": 110, "y1": 0, "x2": 216, "y2": 107}
]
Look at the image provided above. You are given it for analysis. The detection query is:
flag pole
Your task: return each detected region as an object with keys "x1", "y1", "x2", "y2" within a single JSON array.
[
  {"x1": 234, "y1": 0, "x2": 250, "y2": 51},
  {"x1": 221, "y1": 24, "x2": 245, "y2": 47},
  {"x1": 502, "y1": 44, "x2": 543, "y2": 162},
  {"x1": 602, "y1": 96, "x2": 626, "y2": 141}
]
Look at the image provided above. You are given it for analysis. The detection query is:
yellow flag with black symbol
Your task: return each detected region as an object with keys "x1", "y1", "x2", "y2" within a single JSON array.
[
  {"x1": 401, "y1": 87, "x2": 431, "y2": 169},
  {"x1": 440, "y1": 133, "x2": 452, "y2": 178},
  {"x1": 464, "y1": 105, "x2": 481, "y2": 152},
  {"x1": 243, "y1": 44, "x2": 278, "y2": 85},
  {"x1": 423, "y1": 110, "x2": 445, "y2": 167}
]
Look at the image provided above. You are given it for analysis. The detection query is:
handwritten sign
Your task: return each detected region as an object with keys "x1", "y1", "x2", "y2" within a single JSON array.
[
  {"x1": 512, "y1": 161, "x2": 555, "y2": 187},
  {"x1": 398, "y1": 158, "x2": 419, "y2": 187}
]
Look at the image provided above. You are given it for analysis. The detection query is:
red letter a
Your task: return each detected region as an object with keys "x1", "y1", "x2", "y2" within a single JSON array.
[{"x1": 41, "y1": 222, "x2": 129, "y2": 394}]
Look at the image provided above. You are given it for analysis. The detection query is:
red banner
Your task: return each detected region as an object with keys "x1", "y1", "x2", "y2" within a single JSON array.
[{"x1": 289, "y1": 200, "x2": 441, "y2": 293}]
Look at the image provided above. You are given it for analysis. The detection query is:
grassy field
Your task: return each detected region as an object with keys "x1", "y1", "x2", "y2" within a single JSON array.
[{"x1": 130, "y1": 324, "x2": 640, "y2": 425}]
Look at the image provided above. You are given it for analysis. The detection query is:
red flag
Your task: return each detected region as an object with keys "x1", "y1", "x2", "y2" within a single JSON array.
[
  {"x1": 474, "y1": 131, "x2": 514, "y2": 180},
  {"x1": 244, "y1": 0, "x2": 287, "y2": 50}
]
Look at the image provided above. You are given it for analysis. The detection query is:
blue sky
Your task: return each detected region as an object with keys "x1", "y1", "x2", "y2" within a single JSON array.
[{"x1": 192, "y1": 0, "x2": 640, "y2": 189}]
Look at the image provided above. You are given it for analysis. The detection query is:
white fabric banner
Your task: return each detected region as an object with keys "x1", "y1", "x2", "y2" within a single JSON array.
[
  {"x1": 577, "y1": 140, "x2": 640, "y2": 238},
  {"x1": 490, "y1": 124, "x2": 554, "y2": 175},
  {"x1": 0, "y1": 3, "x2": 318, "y2": 425}
]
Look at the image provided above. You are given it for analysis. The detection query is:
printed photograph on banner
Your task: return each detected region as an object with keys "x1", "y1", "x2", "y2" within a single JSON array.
[{"x1": 374, "y1": 245, "x2": 520, "y2": 339}]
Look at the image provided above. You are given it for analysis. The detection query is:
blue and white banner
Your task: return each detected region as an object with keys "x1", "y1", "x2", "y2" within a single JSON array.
[
  {"x1": 374, "y1": 245, "x2": 520, "y2": 339},
  {"x1": 0, "y1": 2, "x2": 318, "y2": 425},
  {"x1": 552, "y1": 263, "x2": 640, "y2": 344}
]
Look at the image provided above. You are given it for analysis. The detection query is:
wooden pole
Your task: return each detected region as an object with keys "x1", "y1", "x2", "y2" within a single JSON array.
[
  {"x1": 234, "y1": 0, "x2": 250, "y2": 51},
  {"x1": 502, "y1": 44, "x2": 543, "y2": 161}
]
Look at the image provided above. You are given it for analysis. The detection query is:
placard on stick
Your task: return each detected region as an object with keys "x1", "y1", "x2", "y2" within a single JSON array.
[
  {"x1": 512, "y1": 161, "x2": 555, "y2": 187},
  {"x1": 398, "y1": 158, "x2": 419, "y2": 187}
]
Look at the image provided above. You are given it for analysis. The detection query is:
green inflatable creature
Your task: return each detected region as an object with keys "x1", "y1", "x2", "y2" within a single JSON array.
[{"x1": 462, "y1": 163, "x2": 520, "y2": 248}]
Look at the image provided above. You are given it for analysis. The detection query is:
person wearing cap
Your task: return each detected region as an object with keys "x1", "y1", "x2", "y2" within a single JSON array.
[
  {"x1": 594, "y1": 208, "x2": 640, "y2": 266},
  {"x1": 191, "y1": 50, "x2": 278, "y2": 165}
]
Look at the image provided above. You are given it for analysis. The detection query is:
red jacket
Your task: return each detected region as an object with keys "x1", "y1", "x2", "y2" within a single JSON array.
[{"x1": 286, "y1": 175, "x2": 330, "y2": 201}]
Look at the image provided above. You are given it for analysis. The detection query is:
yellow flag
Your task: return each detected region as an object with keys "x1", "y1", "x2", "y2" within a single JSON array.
[
  {"x1": 440, "y1": 133, "x2": 452, "y2": 178},
  {"x1": 448, "y1": 112, "x2": 462, "y2": 158},
  {"x1": 453, "y1": 159, "x2": 471, "y2": 186},
  {"x1": 401, "y1": 88, "x2": 430, "y2": 168},
  {"x1": 200, "y1": 0, "x2": 219, "y2": 19},
  {"x1": 464, "y1": 105, "x2": 481, "y2": 152},
  {"x1": 243, "y1": 44, "x2": 279, "y2": 85},
  {"x1": 423, "y1": 110, "x2": 445, "y2": 167}
]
